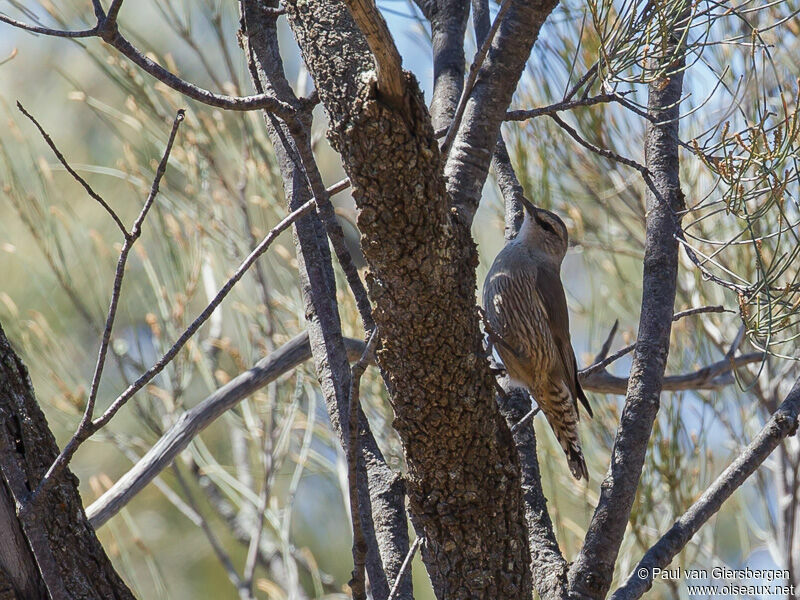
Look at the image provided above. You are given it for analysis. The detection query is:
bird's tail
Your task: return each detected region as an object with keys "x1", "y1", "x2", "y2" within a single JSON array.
[
  {"x1": 563, "y1": 440, "x2": 589, "y2": 481},
  {"x1": 541, "y1": 384, "x2": 589, "y2": 481}
]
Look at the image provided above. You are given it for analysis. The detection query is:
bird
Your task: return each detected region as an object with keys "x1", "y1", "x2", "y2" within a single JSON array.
[{"x1": 482, "y1": 199, "x2": 592, "y2": 480}]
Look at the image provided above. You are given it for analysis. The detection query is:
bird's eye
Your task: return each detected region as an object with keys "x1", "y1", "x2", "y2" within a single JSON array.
[{"x1": 537, "y1": 216, "x2": 557, "y2": 236}]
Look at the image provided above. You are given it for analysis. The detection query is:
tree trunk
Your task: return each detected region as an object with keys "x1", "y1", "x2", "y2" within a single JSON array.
[
  {"x1": 279, "y1": 0, "x2": 533, "y2": 596},
  {"x1": 0, "y1": 322, "x2": 134, "y2": 600}
]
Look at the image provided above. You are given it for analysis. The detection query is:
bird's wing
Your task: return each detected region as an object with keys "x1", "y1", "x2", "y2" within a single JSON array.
[{"x1": 535, "y1": 266, "x2": 593, "y2": 418}]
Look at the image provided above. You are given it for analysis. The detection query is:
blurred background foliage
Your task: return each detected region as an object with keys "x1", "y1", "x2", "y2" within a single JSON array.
[{"x1": 0, "y1": 0, "x2": 799, "y2": 598}]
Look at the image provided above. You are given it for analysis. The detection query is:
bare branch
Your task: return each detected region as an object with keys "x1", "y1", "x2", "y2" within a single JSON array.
[
  {"x1": 549, "y1": 113, "x2": 649, "y2": 176},
  {"x1": 86, "y1": 331, "x2": 365, "y2": 528},
  {"x1": 282, "y1": 122, "x2": 375, "y2": 332},
  {"x1": 580, "y1": 352, "x2": 765, "y2": 395},
  {"x1": 493, "y1": 134, "x2": 526, "y2": 241},
  {"x1": 105, "y1": 0, "x2": 125, "y2": 24},
  {"x1": 0, "y1": 13, "x2": 95, "y2": 37},
  {"x1": 610, "y1": 378, "x2": 800, "y2": 600},
  {"x1": 443, "y1": 0, "x2": 559, "y2": 224},
  {"x1": 106, "y1": 32, "x2": 294, "y2": 115},
  {"x1": 440, "y1": 0, "x2": 512, "y2": 158},
  {"x1": 88, "y1": 313, "x2": 767, "y2": 531},
  {"x1": 387, "y1": 537, "x2": 422, "y2": 600},
  {"x1": 505, "y1": 92, "x2": 632, "y2": 122},
  {"x1": 580, "y1": 306, "x2": 735, "y2": 378},
  {"x1": 25, "y1": 110, "x2": 185, "y2": 507},
  {"x1": 347, "y1": 329, "x2": 380, "y2": 600},
  {"x1": 470, "y1": 0, "x2": 525, "y2": 241},
  {"x1": 428, "y1": 0, "x2": 470, "y2": 130},
  {"x1": 341, "y1": 0, "x2": 405, "y2": 102},
  {"x1": 33, "y1": 194, "x2": 314, "y2": 508},
  {"x1": 0, "y1": 9, "x2": 294, "y2": 115},
  {"x1": 498, "y1": 390, "x2": 567, "y2": 600},
  {"x1": 16, "y1": 102, "x2": 128, "y2": 236},
  {"x1": 569, "y1": 7, "x2": 690, "y2": 595}
]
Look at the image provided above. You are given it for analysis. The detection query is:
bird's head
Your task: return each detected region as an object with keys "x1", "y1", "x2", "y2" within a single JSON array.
[{"x1": 518, "y1": 198, "x2": 569, "y2": 263}]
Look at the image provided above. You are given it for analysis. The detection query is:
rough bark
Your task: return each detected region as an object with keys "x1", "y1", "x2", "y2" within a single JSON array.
[
  {"x1": 568, "y1": 37, "x2": 687, "y2": 600},
  {"x1": 0, "y1": 321, "x2": 134, "y2": 600},
  {"x1": 280, "y1": 0, "x2": 532, "y2": 597},
  {"x1": 239, "y1": 3, "x2": 409, "y2": 598}
]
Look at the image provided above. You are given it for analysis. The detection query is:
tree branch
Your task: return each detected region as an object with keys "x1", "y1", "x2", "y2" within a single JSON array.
[
  {"x1": 26, "y1": 110, "x2": 185, "y2": 506},
  {"x1": 85, "y1": 330, "x2": 360, "y2": 527},
  {"x1": 440, "y1": 0, "x2": 512, "y2": 159},
  {"x1": 17, "y1": 103, "x2": 128, "y2": 236},
  {"x1": 428, "y1": 0, "x2": 470, "y2": 131},
  {"x1": 347, "y1": 330, "x2": 380, "y2": 600},
  {"x1": 240, "y1": 5, "x2": 407, "y2": 598},
  {"x1": 470, "y1": 0, "x2": 525, "y2": 241},
  {"x1": 610, "y1": 378, "x2": 800, "y2": 600},
  {"x1": 341, "y1": 0, "x2": 405, "y2": 103},
  {"x1": 504, "y1": 92, "x2": 631, "y2": 122},
  {"x1": 498, "y1": 390, "x2": 568, "y2": 600},
  {"x1": 0, "y1": 8, "x2": 294, "y2": 115},
  {"x1": 443, "y1": 0, "x2": 559, "y2": 224},
  {"x1": 568, "y1": 9, "x2": 689, "y2": 596},
  {"x1": 580, "y1": 352, "x2": 764, "y2": 395}
]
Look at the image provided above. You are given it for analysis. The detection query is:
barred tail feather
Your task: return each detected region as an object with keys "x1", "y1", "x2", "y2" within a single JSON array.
[
  {"x1": 544, "y1": 383, "x2": 589, "y2": 481},
  {"x1": 565, "y1": 443, "x2": 589, "y2": 481}
]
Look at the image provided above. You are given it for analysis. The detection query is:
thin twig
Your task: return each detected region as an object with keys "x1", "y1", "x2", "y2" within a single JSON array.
[
  {"x1": 511, "y1": 406, "x2": 541, "y2": 434},
  {"x1": 172, "y1": 464, "x2": 246, "y2": 594},
  {"x1": 387, "y1": 537, "x2": 422, "y2": 600},
  {"x1": 84, "y1": 332, "x2": 364, "y2": 528},
  {"x1": 28, "y1": 196, "x2": 315, "y2": 507},
  {"x1": 22, "y1": 110, "x2": 185, "y2": 507},
  {"x1": 0, "y1": 10, "x2": 294, "y2": 115},
  {"x1": 242, "y1": 427, "x2": 273, "y2": 596},
  {"x1": 0, "y1": 13, "x2": 96, "y2": 37},
  {"x1": 91, "y1": 197, "x2": 315, "y2": 431},
  {"x1": 549, "y1": 112, "x2": 649, "y2": 175},
  {"x1": 347, "y1": 329, "x2": 379, "y2": 600},
  {"x1": 583, "y1": 306, "x2": 732, "y2": 377},
  {"x1": 17, "y1": 102, "x2": 128, "y2": 235},
  {"x1": 106, "y1": 0, "x2": 125, "y2": 24},
  {"x1": 505, "y1": 92, "x2": 633, "y2": 122},
  {"x1": 327, "y1": 177, "x2": 352, "y2": 196}
]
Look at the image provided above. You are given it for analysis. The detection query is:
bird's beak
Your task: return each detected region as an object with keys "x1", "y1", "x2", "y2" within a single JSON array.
[{"x1": 520, "y1": 197, "x2": 537, "y2": 215}]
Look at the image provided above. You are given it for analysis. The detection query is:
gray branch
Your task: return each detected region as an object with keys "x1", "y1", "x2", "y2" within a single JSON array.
[
  {"x1": 240, "y1": 4, "x2": 407, "y2": 597},
  {"x1": 498, "y1": 389, "x2": 568, "y2": 600},
  {"x1": 443, "y1": 0, "x2": 559, "y2": 225},
  {"x1": 611, "y1": 378, "x2": 800, "y2": 600},
  {"x1": 86, "y1": 329, "x2": 759, "y2": 529},
  {"x1": 0, "y1": 7, "x2": 294, "y2": 115},
  {"x1": 568, "y1": 10, "x2": 689, "y2": 597},
  {"x1": 428, "y1": 0, "x2": 470, "y2": 131}
]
